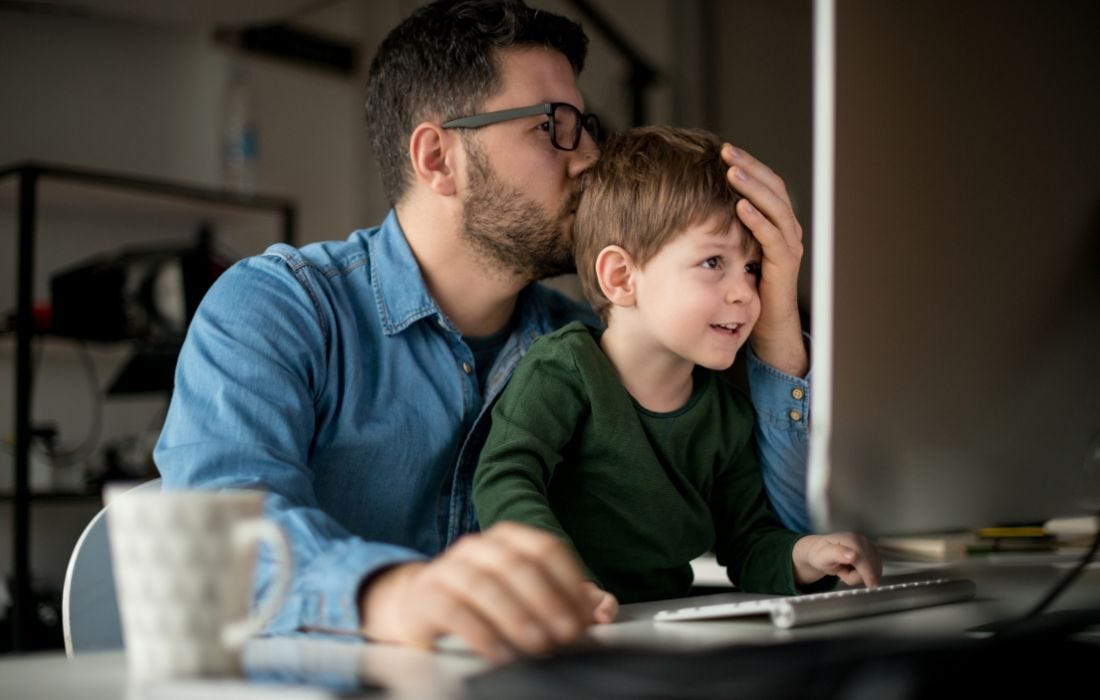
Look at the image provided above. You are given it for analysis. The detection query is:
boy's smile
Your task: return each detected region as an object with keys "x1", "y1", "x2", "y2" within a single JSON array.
[{"x1": 710, "y1": 321, "x2": 748, "y2": 339}]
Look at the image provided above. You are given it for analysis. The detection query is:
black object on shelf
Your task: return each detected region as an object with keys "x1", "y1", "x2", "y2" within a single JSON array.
[
  {"x1": 53, "y1": 226, "x2": 229, "y2": 394},
  {"x1": 106, "y1": 341, "x2": 185, "y2": 395},
  {"x1": 1, "y1": 161, "x2": 297, "y2": 652},
  {"x1": 50, "y1": 229, "x2": 227, "y2": 344}
]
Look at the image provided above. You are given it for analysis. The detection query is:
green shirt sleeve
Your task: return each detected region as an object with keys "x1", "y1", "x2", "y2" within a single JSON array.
[
  {"x1": 472, "y1": 333, "x2": 588, "y2": 559},
  {"x1": 709, "y1": 389, "x2": 803, "y2": 595},
  {"x1": 713, "y1": 448, "x2": 836, "y2": 593}
]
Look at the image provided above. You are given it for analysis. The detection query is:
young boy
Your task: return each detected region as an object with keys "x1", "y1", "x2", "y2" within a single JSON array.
[{"x1": 472, "y1": 126, "x2": 880, "y2": 606}]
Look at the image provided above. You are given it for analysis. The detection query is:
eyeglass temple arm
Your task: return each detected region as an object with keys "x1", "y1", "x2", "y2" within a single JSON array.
[{"x1": 441, "y1": 104, "x2": 551, "y2": 129}]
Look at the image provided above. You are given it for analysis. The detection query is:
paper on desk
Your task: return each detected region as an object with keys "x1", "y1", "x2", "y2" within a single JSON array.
[
  {"x1": 1044, "y1": 515, "x2": 1100, "y2": 537},
  {"x1": 875, "y1": 533, "x2": 980, "y2": 561}
]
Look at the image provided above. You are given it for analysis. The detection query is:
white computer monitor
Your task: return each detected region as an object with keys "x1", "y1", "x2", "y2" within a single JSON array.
[{"x1": 808, "y1": 0, "x2": 1100, "y2": 535}]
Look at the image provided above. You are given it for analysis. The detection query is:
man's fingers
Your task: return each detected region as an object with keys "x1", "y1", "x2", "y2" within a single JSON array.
[
  {"x1": 430, "y1": 600, "x2": 516, "y2": 664},
  {"x1": 371, "y1": 566, "x2": 506, "y2": 657},
  {"x1": 582, "y1": 582, "x2": 620, "y2": 624},
  {"x1": 360, "y1": 525, "x2": 598, "y2": 663},
  {"x1": 731, "y1": 170, "x2": 802, "y2": 248},
  {"x1": 436, "y1": 546, "x2": 558, "y2": 655},
  {"x1": 484, "y1": 523, "x2": 592, "y2": 623},
  {"x1": 425, "y1": 522, "x2": 593, "y2": 659},
  {"x1": 722, "y1": 143, "x2": 789, "y2": 201},
  {"x1": 735, "y1": 198, "x2": 793, "y2": 265},
  {"x1": 722, "y1": 144, "x2": 803, "y2": 252},
  {"x1": 593, "y1": 598, "x2": 618, "y2": 624},
  {"x1": 454, "y1": 531, "x2": 587, "y2": 646}
]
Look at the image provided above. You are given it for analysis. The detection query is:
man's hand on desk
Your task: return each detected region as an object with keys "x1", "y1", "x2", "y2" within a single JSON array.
[
  {"x1": 359, "y1": 522, "x2": 618, "y2": 663},
  {"x1": 582, "y1": 580, "x2": 620, "y2": 625}
]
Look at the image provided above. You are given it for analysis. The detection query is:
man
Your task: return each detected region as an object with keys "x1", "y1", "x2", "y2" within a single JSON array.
[{"x1": 156, "y1": 0, "x2": 811, "y2": 663}]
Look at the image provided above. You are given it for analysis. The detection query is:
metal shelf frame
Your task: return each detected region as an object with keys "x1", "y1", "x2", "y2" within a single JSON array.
[{"x1": 1, "y1": 161, "x2": 296, "y2": 651}]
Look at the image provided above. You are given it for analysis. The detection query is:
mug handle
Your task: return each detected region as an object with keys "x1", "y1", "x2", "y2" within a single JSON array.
[{"x1": 221, "y1": 518, "x2": 292, "y2": 649}]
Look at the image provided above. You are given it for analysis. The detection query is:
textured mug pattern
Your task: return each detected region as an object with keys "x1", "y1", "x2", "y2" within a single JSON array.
[{"x1": 107, "y1": 489, "x2": 290, "y2": 679}]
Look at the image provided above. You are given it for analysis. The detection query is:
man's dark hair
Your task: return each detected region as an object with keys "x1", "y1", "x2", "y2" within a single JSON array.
[{"x1": 365, "y1": 0, "x2": 588, "y2": 206}]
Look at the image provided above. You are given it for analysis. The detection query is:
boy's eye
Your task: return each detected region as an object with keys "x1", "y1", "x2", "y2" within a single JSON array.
[
  {"x1": 537, "y1": 120, "x2": 552, "y2": 132},
  {"x1": 745, "y1": 261, "x2": 762, "y2": 277},
  {"x1": 701, "y1": 256, "x2": 722, "y2": 270}
]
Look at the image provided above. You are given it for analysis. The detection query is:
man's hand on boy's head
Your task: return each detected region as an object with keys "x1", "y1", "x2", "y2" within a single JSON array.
[
  {"x1": 792, "y1": 532, "x2": 882, "y2": 589},
  {"x1": 358, "y1": 522, "x2": 600, "y2": 664},
  {"x1": 721, "y1": 144, "x2": 809, "y2": 378}
]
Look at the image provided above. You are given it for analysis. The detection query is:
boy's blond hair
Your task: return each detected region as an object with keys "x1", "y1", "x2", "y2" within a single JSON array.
[{"x1": 574, "y1": 125, "x2": 747, "y2": 322}]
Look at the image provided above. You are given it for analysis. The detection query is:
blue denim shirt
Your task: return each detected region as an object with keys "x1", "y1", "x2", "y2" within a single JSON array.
[{"x1": 155, "y1": 211, "x2": 811, "y2": 635}]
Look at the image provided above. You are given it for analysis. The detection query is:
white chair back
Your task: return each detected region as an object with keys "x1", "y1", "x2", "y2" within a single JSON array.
[{"x1": 61, "y1": 478, "x2": 162, "y2": 657}]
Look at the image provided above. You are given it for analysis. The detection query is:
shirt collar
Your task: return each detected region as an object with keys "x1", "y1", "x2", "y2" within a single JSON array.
[{"x1": 369, "y1": 210, "x2": 441, "y2": 335}]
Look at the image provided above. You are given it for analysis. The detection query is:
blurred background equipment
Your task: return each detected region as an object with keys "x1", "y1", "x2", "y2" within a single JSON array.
[
  {"x1": 50, "y1": 228, "x2": 227, "y2": 344},
  {"x1": 49, "y1": 228, "x2": 229, "y2": 395}
]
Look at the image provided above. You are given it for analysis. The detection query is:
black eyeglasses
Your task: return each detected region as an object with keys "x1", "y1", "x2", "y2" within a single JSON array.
[{"x1": 442, "y1": 102, "x2": 600, "y2": 152}]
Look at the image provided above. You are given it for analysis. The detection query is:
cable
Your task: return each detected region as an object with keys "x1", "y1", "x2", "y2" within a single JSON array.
[
  {"x1": 5, "y1": 334, "x2": 106, "y2": 470},
  {"x1": 46, "y1": 339, "x2": 104, "y2": 468},
  {"x1": 1008, "y1": 510, "x2": 1100, "y2": 626}
]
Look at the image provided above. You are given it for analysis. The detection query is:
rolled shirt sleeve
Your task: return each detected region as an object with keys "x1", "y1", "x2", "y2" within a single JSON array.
[
  {"x1": 745, "y1": 335, "x2": 813, "y2": 533},
  {"x1": 155, "y1": 247, "x2": 427, "y2": 635}
]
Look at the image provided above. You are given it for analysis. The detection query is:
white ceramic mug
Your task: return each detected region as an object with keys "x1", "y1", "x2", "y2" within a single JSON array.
[{"x1": 105, "y1": 485, "x2": 291, "y2": 679}]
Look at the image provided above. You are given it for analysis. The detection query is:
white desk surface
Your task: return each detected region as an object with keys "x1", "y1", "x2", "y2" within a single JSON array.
[{"x1": 3, "y1": 559, "x2": 1097, "y2": 700}]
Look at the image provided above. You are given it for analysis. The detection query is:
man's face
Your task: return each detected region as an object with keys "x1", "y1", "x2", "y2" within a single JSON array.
[
  {"x1": 462, "y1": 140, "x2": 580, "y2": 281},
  {"x1": 458, "y1": 46, "x2": 598, "y2": 283}
]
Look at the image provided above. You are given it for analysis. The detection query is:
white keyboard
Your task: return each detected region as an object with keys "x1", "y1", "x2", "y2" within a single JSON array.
[{"x1": 653, "y1": 577, "x2": 977, "y2": 629}]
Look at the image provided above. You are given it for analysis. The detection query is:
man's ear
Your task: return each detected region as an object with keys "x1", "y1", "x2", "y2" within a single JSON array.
[
  {"x1": 408, "y1": 122, "x2": 457, "y2": 196},
  {"x1": 595, "y1": 245, "x2": 637, "y2": 309}
]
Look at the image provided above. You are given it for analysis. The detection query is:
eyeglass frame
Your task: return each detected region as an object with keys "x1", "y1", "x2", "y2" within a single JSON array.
[{"x1": 441, "y1": 102, "x2": 600, "y2": 152}]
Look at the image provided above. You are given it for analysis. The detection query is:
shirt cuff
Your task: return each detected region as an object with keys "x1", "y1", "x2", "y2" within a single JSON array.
[
  {"x1": 260, "y1": 540, "x2": 427, "y2": 636},
  {"x1": 746, "y1": 332, "x2": 812, "y2": 431}
]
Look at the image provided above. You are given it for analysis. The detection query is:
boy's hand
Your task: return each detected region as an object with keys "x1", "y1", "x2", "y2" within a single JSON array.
[
  {"x1": 721, "y1": 144, "x2": 809, "y2": 378},
  {"x1": 792, "y1": 533, "x2": 882, "y2": 588},
  {"x1": 359, "y1": 522, "x2": 599, "y2": 663}
]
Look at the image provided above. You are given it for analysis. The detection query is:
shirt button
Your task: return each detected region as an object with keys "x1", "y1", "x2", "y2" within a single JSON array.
[
  {"x1": 789, "y1": 409, "x2": 803, "y2": 422},
  {"x1": 791, "y1": 388, "x2": 805, "y2": 401},
  {"x1": 462, "y1": 362, "x2": 473, "y2": 375}
]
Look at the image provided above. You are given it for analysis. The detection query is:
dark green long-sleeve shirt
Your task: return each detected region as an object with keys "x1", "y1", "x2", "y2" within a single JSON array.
[{"x1": 473, "y1": 321, "x2": 801, "y2": 604}]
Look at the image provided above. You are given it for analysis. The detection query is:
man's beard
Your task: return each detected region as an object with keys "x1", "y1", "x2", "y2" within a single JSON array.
[{"x1": 461, "y1": 142, "x2": 578, "y2": 283}]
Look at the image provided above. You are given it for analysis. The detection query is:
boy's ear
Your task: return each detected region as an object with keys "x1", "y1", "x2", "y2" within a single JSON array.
[
  {"x1": 595, "y1": 245, "x2": 637, "y2": 309},
  {"x1": 408, "y1": 122, "x2": 457, "y2": 196}
]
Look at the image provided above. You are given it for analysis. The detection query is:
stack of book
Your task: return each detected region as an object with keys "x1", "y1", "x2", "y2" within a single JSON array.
[{"x1": 876, "y1": 516, "x2": 1098, "y2": 562}]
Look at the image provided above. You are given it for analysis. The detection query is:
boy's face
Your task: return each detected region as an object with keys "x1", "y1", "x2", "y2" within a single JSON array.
[{"x1": 629, "y1": 214, "x2": 762, "y2": 371}]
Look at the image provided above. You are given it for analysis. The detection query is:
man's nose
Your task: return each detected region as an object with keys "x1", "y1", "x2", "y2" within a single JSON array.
[{"x1": 568, "y1": 131, "x2": 600, "y2": 178}]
